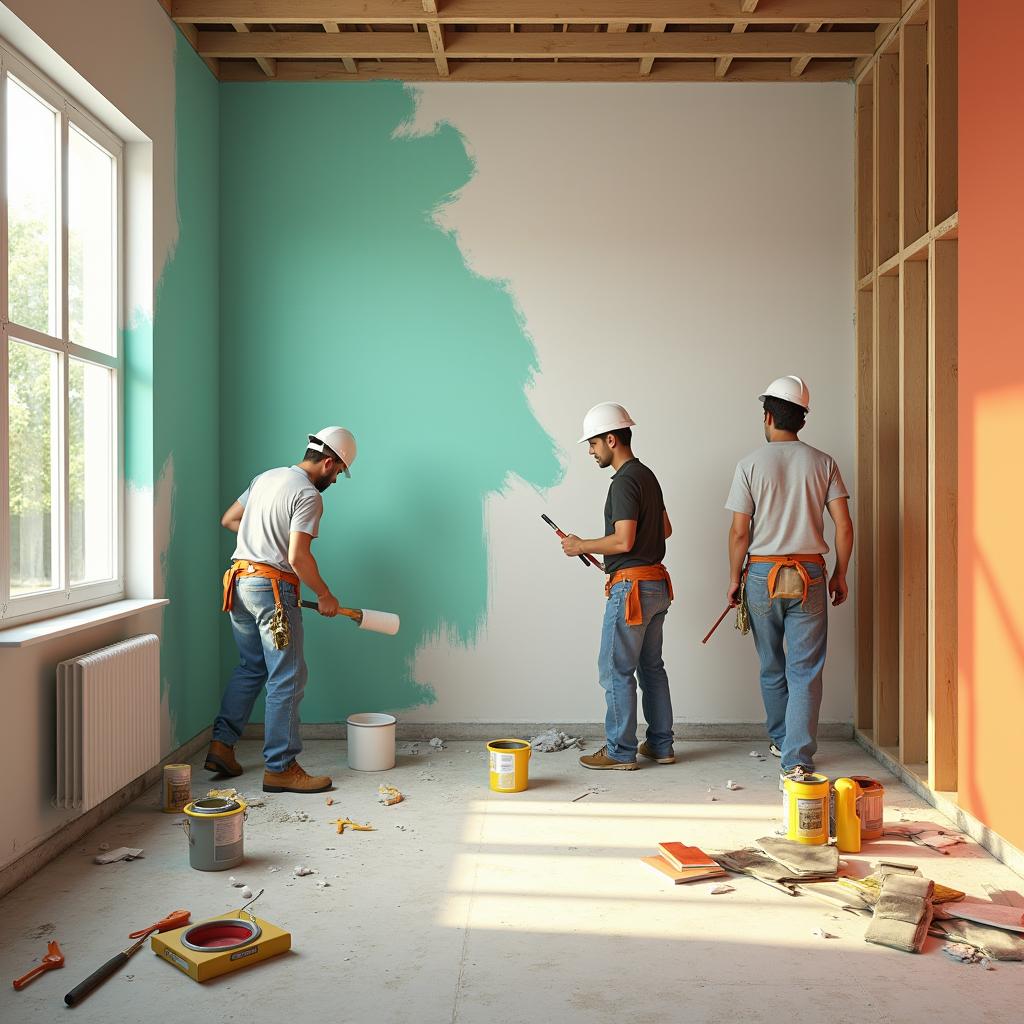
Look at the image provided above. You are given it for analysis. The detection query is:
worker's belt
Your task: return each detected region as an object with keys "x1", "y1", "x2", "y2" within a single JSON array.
[
  {"x1": 605, "y1": 564, "x2": 674, "y2": 626},
  {"x1": 747, "y1": 554, "x2": 825, "y2": 606},
  {"x1": 222, "y1": 560, "x2": 299, "y2": 613}
]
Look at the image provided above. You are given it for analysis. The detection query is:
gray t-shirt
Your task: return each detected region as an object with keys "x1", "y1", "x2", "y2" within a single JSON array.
[
  {"x1": 725, "y1": 441, "x2": 848, "y2": 556},
  {"x1": 232, "y1": 466, "x2": 324, "y2": 573}
]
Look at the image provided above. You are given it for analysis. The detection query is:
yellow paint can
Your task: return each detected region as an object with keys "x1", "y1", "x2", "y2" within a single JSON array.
[
  {"x1": 783, "y1": 772, "x2": 830, "y2": 845},
  {"x1": 487, "y1": 739, "x2": 531, "y2": 793}
]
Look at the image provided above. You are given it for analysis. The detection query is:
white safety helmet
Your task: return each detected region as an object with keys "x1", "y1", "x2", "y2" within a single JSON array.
[
  {"x1": 758, "y1": 375, "x2": 810, "y2": 413},
  {"x1": 577, "y1": 402, "x2": 636, "y2": 444},
  {"x1": 307, "y1": 426, "x2": 357, "y2": 477}
]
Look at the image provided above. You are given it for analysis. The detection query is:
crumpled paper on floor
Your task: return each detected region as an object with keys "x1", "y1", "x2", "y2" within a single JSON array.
[
  {"x1": 94, "y1": 847, "x2": 144, "y2": 865},
  {"x1": 530, "y1": 728, "x2": 584, "y2": 752}
]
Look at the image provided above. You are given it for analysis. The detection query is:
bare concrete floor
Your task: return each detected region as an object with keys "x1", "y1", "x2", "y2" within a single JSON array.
[{"x1": 1, "y1": 738, "x2": 1021, "y2": 1024}]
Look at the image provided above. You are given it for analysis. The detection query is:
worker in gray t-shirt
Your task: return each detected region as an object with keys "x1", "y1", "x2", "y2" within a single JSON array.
[
  {"x1": 724, "y1": 377, "x2": 854, "y2": 782},
  {"x1": 205, "y1": 426, "x2": 357, "y2": 795}
]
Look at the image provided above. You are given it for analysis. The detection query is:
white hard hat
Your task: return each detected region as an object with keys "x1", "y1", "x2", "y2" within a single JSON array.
[
  {"x1": 758, "y1": 375, "x2": 810, "y2": 413},
  {"x1": 307, "y1": 426, "x2": 357, "y2": 476},
  {"x1": 577, "y1": 402, "x2": 636, "y2": 444}
]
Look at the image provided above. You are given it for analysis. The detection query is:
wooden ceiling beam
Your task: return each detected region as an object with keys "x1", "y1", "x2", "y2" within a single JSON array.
[
  {"x1": 321, "y1": 22, "x2": 358, "y2": 73},
  {"x1": 198, "y1": 29, "x2": 875, "y2": 59},
  {"x1": 171, "y1": 1, "x2": 902, "y2": 27},
  {"x1": 792, "y1": 21, "x2": 824, "y2": 77},
  {"x1": 231, "y1": 22, "x2": 277, "y2": 77},
  {"x1": 421, "y1": 0, "x2": 450, "y2": 76},
  {"x1": 716, "y1": 21, "x2": 749, "y2": 80},
  {"x1": 640, "y1": 21, "x2": 666, "y2": 76}
]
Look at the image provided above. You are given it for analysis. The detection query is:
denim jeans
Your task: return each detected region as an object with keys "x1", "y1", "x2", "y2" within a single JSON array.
[
  {"x1": 598, "y1": 579, "x2": 674, "y2": 762},
  {"x1": 746, "y1": 562, "x2": 828, "y2": 772},
  {"x1": 213, "y1": 578, "x2": 307, "y2": 773}
]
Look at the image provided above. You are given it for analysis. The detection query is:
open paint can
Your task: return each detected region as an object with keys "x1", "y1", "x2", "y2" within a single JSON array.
[
  {"x1": 181, "y1": 918, "x2": 262, "y2": 951},
  {"x1": 182, "y1": 797, "x2": 246, "y2": 871},
  {"x1": 487, "y1": 739, "x2": 531, "y2": 793},
  {"x1": 347, "y1": 713, "x2": 396, "y2": 771}
]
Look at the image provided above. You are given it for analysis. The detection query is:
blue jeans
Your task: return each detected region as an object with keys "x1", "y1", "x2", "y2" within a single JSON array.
[
  {"x1": 746, "y1": 562, "x2": 828, "y2": 771},
  {"x1": 213, "y1": 578, "x2": 307, "y2": 773},
  {"x1": 598, "y1": 579, "x2": 674, "y2": 762}
]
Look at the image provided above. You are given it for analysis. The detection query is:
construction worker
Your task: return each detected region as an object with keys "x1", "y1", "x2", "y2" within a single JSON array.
[
  {"x1": 561, "y1": 403, "x2": 675, "y2": 770},
  {"x1": 205, "y1": 427, "x2": 357, "y2": 794},
  {"x1": 725, "y1": 377, "x2": 853, "y2": 785}
]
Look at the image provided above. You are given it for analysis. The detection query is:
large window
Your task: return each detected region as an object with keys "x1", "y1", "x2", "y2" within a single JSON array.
[{"x1": 1, "y1": 46, "x2": 123, "y2": 625}]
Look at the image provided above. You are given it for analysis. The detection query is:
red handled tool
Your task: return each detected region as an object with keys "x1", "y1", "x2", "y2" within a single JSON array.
[
  {"x1": 701, "y1": 605, "x2": 733, "y2": 645},
  {"x1": 540, "y1": 515, "x2": 603, "y2": 570},
  {"x1": 13, "y1": 941, "x2": 64, "y2": 990}
]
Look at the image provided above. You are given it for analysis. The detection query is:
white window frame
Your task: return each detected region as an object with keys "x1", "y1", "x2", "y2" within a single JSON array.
[{"x1": 0, "y1": 43, "x2": 124, "y2": 627}]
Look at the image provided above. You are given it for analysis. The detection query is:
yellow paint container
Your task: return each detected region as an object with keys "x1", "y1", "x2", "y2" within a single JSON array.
[
  {"x1": 783, "y1": 772, "x2": 830, "y2": 845},
  {"x1": 162, "y1": 763, "x2": 192, "y2": 813},
  {"x1": 487, "y1": 739, "x2": 531, "y2": 793}
]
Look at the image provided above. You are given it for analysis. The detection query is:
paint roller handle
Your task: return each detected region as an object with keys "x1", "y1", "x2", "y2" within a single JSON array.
[
  {"x1": 299, "y1": 600, "x2": 360, "y2": 622},
  {"x1": 540, "y1": 515, "x2": 603, "y2": 569},
  {"x1": 701, "y1": 604, "x2": 733, "y2": 645},
  {"x1": 63, "y1": 949, "x2": 132, "y2": 1006}
]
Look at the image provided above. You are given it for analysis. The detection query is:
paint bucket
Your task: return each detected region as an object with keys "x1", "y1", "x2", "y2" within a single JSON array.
[
  {"x1": 487, "y1": 739, "x2": 531, "y2": 793},
  {"x1": 346, "y1": 713, "x2": 396, "y2": 771},
  {"x1": 182, "y1": 797, "x2": 246, "y2": 871},
  {"x1": 162, "y1": 763, "x2": 192, "y2": 814},
  {"x1": 783, "y1": 772, "x2": 830, "y2": 845},
  {"x1": 829, "y1": 775, "x2": 885, "y2": 840}
]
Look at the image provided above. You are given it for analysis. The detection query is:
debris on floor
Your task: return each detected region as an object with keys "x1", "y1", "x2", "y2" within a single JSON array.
[
  {"x1": 316, "y1": 879, "x2": 330, "y2": 889},
  {"x1": 571, "y1": 785, "x2": 609, "y2": 802},
  {"x1": 725, "y1": 780, "x2": 742, "y2": 791},
  {"x1": 97, "y1": 842, "x2": 110, "y2": 851},
  {"x1": 207, "y1": 786, "x2": 264, "y2": 808},
  {"x1": 530, "y1": 728, "x2": 585, "y2": 752},
  {"x1": 749, "y1": 750, "x2": 766, "y2": 760},
  {"x1": 710, "y1": 883, "x2": 735, "y2": 895},
  {"x1": 333, "y1": 817, "x2": 375, "y2": 834},
  {"x1": 239, "y1": 886, "x2": 253, "y2": 899},
  {"x1": 943, "y1": 942, "x2": 994, "y2": 968},
  {"x1": 93, "y1": 847, "x2": 144, "y2": 865},
  {"x1": 417, "y1": 770, "x2": 436, "y2": 783},
  {"x1": 273, "y1": 809, "x2": 312, "y2": 824},
  {"x1": 883, "y1": 821, "x2": 967, "y2": 853},
  {"x1": 229, "y1": 876, "x2": 246, "y2": 888},
  {"x1": 326, "y1": 797, "x2": 335, "y2": 806},
  {"x1": 429, "y1": 737, "x2": 446, "y2": 750},
  {"x1": 294, "y1": 865, "x2": 315, "y2": 877},
  {"x1": 378, "y1": 784, "x2": 404, "y2": 806},
  {"x1": 812, "y1": 928, "x2": 838, "y2": 939}
]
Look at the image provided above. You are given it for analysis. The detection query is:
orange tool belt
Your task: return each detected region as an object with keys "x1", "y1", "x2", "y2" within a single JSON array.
[
  {"x1": 605, "y1": 564, "x2": 674, "y2": 626},
  {"x1": 222, "y1": 559, "x2": 299, "y2": 613},
  {"x1": 746, "y1": 553, "x2": 825, "y2": 606}
]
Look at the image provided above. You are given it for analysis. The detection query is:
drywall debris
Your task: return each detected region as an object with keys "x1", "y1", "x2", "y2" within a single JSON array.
[
  {"x1": 942, "y1": 942, "x2": 994, "y2": 969},
  {"x1": 429, "y1": 737, "x2": 446, "y2": 750},
  {"x1": 239, "y1": 886, "x2": 253, "y2": 900},
  {"x1": 531, "y1": 728, "x2": 584, "y2": 753},
  {"x1": 749, "y1": 750, "x2": 766, "y2": 759},
  {"x1": 268, "y1": 867, "x2": 281, "y2": 873},
  {"x1": 94, "y1": 847, "x2": 144, "y2": 865},
  {"x1": 726, "y1": 780, "x2": 742, "y2": 791},
  {"x1": 378, "y1": 784, "x2": 404, "y2": 806},
  {"x1": 316, "y1": 880, "x2": 330, "y2": 889},
  {"x1": 571, "y1": 785, "x2": 609, "y2": 802},
  {"x1": 98, "y1": 842, "x2": 110, "y2": 852},
  {"x1": 710, "y1": 884, "x2": 735, "y2": 895},
  {"x1": 294, "y1": 865, "x2": 315, "y2": 877},
  {"x1": 208, "y1": 787, "x2": 263, "y2": 808},
  {"x1": 417, "y1": 770, "x2": 436, "y2": 783},
  {"x1": 229, "y1": 877, "x2": 246, "y2": 888},
  {"x1": 273, "y1": 809, "x2": 312, "y2": 824},
  {"x1": 812, "y1": 929, "x2": 837, "y2": 939}
]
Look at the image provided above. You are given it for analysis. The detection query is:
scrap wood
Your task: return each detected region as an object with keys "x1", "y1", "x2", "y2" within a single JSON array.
[
  {"x1": 936, "y1": 900, "x2": 1024, "y2": 933},
  {"x1": 333, "y1": 817, "x2": 375, "y2": 835}
]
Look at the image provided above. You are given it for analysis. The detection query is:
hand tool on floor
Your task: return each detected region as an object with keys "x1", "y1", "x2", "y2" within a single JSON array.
[
  {"x1": 13, "y1": 941, "x2": 64, "y2": 990},
  {"x1": 299, "y1": 600, "x2": 400, "y2": 635},
  {"x1": 540, "y1": 514, "x2": 603, "y2": 569},
  {"x1": 64, "y1": 910, "x2": 191, "y2": 1006}
]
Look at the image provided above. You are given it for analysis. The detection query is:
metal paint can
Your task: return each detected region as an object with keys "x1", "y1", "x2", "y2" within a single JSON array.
[
  {"x1": 182, "y1": 797, "x2": 246, "y2": 871},
  {"x1": 829, "y1": 775, "x2": 885, "y2": 840},
  {"x1": 783, "y1": 772, "x2": 830, "y2": 845},
  {"x1": 163, "y1": 763, "x2": 192, "y2": 814}
]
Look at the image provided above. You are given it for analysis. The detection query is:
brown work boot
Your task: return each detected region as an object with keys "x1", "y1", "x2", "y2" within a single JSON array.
[
  {"x1": 204, "y1": 740, "x2": 243, "y2": 777},
  {"x1": 263, "y1": 761, "x2": 333, "y2": 794},
  {"x1": 638, "y1": 741, "x2": 676, "y2": 765},
  {"x1": 579, "y1": 745, "x2": 638, "y2": 771}
]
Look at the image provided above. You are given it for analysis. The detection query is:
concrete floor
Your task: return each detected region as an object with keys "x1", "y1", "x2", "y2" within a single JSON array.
[{"x1": 1, "y1": 738, "x2": 1021, "y2": 1024}]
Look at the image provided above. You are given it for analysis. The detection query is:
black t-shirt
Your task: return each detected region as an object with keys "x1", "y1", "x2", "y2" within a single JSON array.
[{"x1": 603, "y1": 458, "x2": 666, "y2": 575}]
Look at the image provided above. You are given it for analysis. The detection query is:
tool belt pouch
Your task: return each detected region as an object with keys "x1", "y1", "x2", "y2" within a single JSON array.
[
  {"x1": 771, "y1": 566, "x2": 806, "y2": 599},
  {"x1": 268, "y1": 579, "x2": 291, "y2": 651},
  {"x1": 736, "y1": 573, "x2": 751, "y2": 636}
]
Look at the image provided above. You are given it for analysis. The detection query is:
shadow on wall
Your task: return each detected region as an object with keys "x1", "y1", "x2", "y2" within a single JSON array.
[{"x1": 218, "y1": 82, "x2": 562, "y2": 720}]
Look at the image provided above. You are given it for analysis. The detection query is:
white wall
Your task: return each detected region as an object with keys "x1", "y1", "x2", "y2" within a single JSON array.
[{"x1": 405, "y1": 84, "x2": 856, "y2": 726}]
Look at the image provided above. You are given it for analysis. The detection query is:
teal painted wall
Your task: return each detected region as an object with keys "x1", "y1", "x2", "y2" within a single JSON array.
[{"x1": 218, "y1": 83, "x2": 561, "y2": 721}]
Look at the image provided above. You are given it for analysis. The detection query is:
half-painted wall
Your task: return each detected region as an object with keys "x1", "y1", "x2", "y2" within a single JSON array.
[
  {"x1": 219, "y1": 83, "x2": 856, "y2": 730},
  {"x1": 958, "y1": 2, "x2": 1024, "y2": 852},
  {"x1": 0, "y1": 0, "x2": 219, "y2": 872}
]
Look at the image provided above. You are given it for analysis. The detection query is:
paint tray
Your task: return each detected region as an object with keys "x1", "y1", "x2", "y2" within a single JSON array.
[{"x1": 151, "y1": 910, "x2": 290, "y2": 982}]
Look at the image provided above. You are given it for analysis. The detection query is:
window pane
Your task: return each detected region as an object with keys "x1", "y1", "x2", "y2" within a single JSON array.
[
  {"x1": 8, "y1": 339, "x2": 60, "y2": 595},
  {"x1": 69, "y1": 126, "x2": 115, "y2": 353},
  {"x1": 69, "y1": 359, "x2": 115, "y2": 585},
  {"x1": 7, "y1": 76, "x2": 58, "y2": 336}
]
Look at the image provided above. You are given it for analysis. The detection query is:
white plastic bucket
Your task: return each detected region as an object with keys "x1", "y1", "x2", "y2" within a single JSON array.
[{"x1": 346, "y1": 713, "x2": 397, "y2": 771}]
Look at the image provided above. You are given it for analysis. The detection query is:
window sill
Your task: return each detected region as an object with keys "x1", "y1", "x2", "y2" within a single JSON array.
[{"x1": 0, "y1": 599, "x2": 169, "y2": 648}]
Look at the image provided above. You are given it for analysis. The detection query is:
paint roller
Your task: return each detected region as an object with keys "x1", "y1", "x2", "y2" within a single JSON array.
[{"x1": 299, "y1": 600, "x2": 400, "y2": 636}]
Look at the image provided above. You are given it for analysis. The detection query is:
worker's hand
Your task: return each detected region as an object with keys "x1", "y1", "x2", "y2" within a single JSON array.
[
  {"x1": 561, "y1": 534, "x2": 585, "y2": 557},
  {"x1": 318, "y1": 592, "x2": 341, "y2": 618},
  {"x1": 727, "y1": 579, "x2": 742, "y2": 608},
  {"x1": 829, "y1": 571, "x2": 848, "y2": 607}
]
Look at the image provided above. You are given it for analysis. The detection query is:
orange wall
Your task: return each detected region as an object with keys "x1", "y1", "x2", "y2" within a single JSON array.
[{"x1": 958, "y1": 2, "x2": 1024, "y2": 852}]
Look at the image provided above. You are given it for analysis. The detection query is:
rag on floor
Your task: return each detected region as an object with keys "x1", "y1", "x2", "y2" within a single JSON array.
[
  {"x1": 755, "y1": 837, "x2": 840, "y2": 878},
  {"x1": 934, "y1": 900, "x2": 1024, "y2": 932},
  {"x1": 931, "y1": 918, "x2": 1024, "y2": 962},
  {"x1": 713, "y1": 848, "x2": 836, "y2": 887},
  {"x1": 864, "y1": 873, "x2": 935, "y2": 953}
]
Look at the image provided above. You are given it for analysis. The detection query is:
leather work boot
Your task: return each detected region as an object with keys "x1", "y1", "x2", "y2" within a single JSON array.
[
  {"x1": 263, "y1": 761, "x2": 333, "y2": 794},
  {"x1": 204, "y1": 740, "x2": 243, "y2": 777},
  {"x1": 638, "y1": 741, "x2": 676, "y2": 765},
  {"x1": 579, "y1": 745, "x2": 638, "y2": 771}
]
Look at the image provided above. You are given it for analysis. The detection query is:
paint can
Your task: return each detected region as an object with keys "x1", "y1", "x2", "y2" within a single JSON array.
[
  {"x1": 346, "y1": 713, "x2": 396, "y2": 771},
  {"x1": 162, "y1": 763, "x2": 192, "y2": 814},
  {"x1": 829, "y1": 775, "x2": 885, "y2": 840},
  {"x1": 487, "y1": 739, "x2": 531, "y2": 794},
  {"x1": 783, "y1": 772, "x2": 830, "y2": 845},
  {"x1": 182, "y1": 797, "x2": 246, "y2": 871}
]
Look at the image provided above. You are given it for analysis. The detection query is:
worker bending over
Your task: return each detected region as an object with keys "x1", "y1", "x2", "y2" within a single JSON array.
[
  {"x1": 562, "y1": 403, "x2": 675, "y2": 770},
  {"x1": 725, "y1": 377, "x2": 853, "y2": 785}
]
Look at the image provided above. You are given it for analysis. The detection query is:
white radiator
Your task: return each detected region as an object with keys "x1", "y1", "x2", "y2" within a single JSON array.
[{"x1": 55, "y1": 634, "x2": 161, "y2": 812}]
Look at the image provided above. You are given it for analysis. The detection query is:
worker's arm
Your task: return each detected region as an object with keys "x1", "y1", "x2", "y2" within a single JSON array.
[
  {"x1": 561, "y1": 519, "x2": 637, "y2": 558},
  {"x1": 727, "y1": 512, "x2": 752, "y2": 606},
  {"x1": 826, "y1": 497, "x2": 854, "y2": 607},
  {"x1": 663, "y1": 509, "x2": 673, "y2": 540},
  {"x1": 288, "y1": 532, "x2": 340, "y2": 617},
  {"x1": 220, "y1": 501, "x2": 244, "y2": 534}
]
